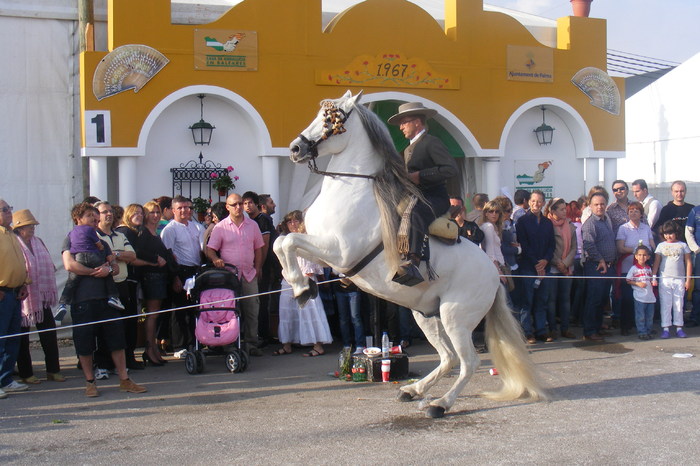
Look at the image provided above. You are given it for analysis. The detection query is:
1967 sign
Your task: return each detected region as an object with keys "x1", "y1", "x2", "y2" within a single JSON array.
[{"x1": 317, "y1": 53, "x2": 458, "y2": 90}]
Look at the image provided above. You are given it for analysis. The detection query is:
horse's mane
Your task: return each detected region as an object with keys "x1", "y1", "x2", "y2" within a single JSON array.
[{"x1": 353, "y1": 103, "x2": 425, "y2": 270}]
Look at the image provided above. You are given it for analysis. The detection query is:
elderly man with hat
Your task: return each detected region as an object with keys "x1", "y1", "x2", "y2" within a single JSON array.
[
  {"x1": 0, "y1": 199, "x2": 30, "y2": 398},
  {"x1": 12, "y1": 208, "x2": 65, "y2": 384},
  {"x1": 387, "y1": 102, "x2": 458, "y2": 285}
]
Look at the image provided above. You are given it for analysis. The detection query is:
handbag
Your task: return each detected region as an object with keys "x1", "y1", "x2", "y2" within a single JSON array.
[{"x1": 499, "y1": 263, "x2": 515, "y2": 292}]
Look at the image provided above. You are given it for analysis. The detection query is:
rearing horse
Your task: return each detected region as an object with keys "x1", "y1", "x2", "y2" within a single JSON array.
[{"x1": 276, "y1": 91, "x2": 546, "y2": 418}]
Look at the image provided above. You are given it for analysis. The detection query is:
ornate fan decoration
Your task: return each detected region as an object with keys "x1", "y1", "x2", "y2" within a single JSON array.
[
  {"x1": 93, "y1": 44, "x2": 169, "y2": 101},
  {"x1": 571, "y1": 67, "x2": 620, "y2": 115}
]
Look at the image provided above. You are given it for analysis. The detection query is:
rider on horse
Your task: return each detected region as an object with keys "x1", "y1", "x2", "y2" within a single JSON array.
[{"x1": 387, "y1": 102, "x2": 458, "y2": 286}]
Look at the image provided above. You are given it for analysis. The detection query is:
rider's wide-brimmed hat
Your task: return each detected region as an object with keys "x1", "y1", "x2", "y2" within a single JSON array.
[
  {"x1": 387, "y1": 102, "x2": 438, "y2": 125},
  {"x1": 12, "y1": 209, "x2": 39, "y2": 229}
]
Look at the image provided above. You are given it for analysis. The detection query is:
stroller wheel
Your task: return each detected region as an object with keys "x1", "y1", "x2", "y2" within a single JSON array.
[
  {"x1": 225, "y1": 352, "x2": 243, "y2": 373},
  {"x1": 185, "y1": 352, "x2": 199, "y2": 375},
  {"x1": 195, "y1": 350, "x2": 205, "y2": 374},
  {"x1": 239, "y1": 350, "x2": 249, "y2": 372}
]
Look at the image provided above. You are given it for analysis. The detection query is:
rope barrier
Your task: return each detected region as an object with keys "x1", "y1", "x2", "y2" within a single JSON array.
[
  {"x1": 1, "y1": 272, "x2": 696, "y2": 341},
  {"x1": 0, "y1": 277, "x2": 344, "y2": 341}
]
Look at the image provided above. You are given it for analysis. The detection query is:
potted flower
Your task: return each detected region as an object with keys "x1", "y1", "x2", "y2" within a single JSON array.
[
  {"x1": 211, "y1": 166, "x2": 239, "y2": 196},
  {"x1": 192, "y1": 197, "x2": 211, "y2": 222}
]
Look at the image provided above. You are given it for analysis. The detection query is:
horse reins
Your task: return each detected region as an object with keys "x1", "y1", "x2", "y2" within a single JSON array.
[{"x1": 299, "y1": 102, "x2": 376, "y2": 181}]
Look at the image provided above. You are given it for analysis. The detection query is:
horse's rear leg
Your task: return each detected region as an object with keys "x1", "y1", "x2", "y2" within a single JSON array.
[
  {"x1": 424, "y1": 304, "x2": 481, "y2": 418},
  {"x1": 398, "y1": 311, "x2": 458, "y2": 402}
]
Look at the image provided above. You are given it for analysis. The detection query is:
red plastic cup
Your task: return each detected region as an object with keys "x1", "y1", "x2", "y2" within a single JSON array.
[
  {"x1": 390, "y1": 345, "x2": 402, "y2": 354},
  {"x1": 489, "y1": 368, "x2": 499, "y2": 376},
  {"x1": 381, "y1": 359, "x2": 391, "y2": 382}
]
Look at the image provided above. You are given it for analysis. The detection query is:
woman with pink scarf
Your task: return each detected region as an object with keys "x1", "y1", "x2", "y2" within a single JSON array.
[
  {"x1": 12, "y1": 209, "x2": 64, "y2": 383},
  {"x1": 545, "y1": 198, "x2": 578, "y2": 339}
]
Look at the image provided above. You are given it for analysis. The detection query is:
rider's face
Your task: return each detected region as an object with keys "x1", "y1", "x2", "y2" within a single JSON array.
[{"x1": 399, "y1": 117, "x2": 423, "y2": 140}]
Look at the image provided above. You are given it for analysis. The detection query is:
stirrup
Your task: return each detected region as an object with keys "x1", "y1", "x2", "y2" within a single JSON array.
[{"x1": 392, "y1": 263, "x2": 424, "y2": 287}]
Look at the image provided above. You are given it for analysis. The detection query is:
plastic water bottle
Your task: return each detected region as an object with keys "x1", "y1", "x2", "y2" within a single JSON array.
[{"x1": 381, "y1": 332, "x2": 390, "y2": 358}]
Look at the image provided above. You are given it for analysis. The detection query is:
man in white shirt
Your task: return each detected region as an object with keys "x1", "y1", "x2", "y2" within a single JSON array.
[
  {"x1": 161, "y1": 195, "x2": 205, "y2": 352},
  {"x1": 631, "y1": 179, "x2": 662, "y2": 229}
]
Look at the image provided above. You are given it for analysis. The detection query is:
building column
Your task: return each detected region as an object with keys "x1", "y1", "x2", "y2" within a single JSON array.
[
  {"x1": 603, "y1": 158, "x2": 617, "y2": 191},
  {"x1": 89, "y1": 156, "x2": 108, "y2": 201},
  {"x1": 482, "y1": 157, "x2": 501, "y2": 199},
  {"x1": 118, "y1": 156, "x2": 137, "y2": 206},
  {"x1": 584, "y1": 157, "x2": 600, "y2": 194},
  {"x1": 261, "y1": 155, "x2": 280, "y2": 222}
]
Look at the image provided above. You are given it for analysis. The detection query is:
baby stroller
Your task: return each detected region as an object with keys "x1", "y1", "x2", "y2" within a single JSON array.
[{"x1": 184, "y1": 264, "x2": 248, "y2": 374}]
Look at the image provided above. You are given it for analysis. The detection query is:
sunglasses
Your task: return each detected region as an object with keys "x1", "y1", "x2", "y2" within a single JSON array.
[{"x1": 612, "y1": 187, "x2": 627, "y2": 192}]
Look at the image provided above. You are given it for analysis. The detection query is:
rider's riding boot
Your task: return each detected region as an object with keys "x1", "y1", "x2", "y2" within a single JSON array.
[{"x1": 392, "y1": 253, "x2": 424, "y2": 286}]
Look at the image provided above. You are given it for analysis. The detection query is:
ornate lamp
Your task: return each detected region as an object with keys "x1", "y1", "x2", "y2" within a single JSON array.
[
  {"x1": 533, "y1": 105, "x2": 555, "y2": 146},
  {"x1": 189, "y1": 94, "x2": 215, "y2": 145}
]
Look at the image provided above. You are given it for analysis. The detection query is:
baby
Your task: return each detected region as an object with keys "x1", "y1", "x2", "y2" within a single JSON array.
[{"x1": 54, "y1": 224, "x2": 124, "y2": 321}]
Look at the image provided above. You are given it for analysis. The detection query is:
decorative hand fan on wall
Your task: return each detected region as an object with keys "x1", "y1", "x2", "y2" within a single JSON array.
[
  {"x1": 571, "y1": 67, "x2": 620, "y2": 115},
  {"x1": 93, "y1": 44, "x2": 169, "y2": 101}
]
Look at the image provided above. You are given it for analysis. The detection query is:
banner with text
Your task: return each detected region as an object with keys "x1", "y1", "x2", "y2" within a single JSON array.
[
  {"x1": 194, "y1": 29, "x2": 258, "y2": 71},
  {"x1": 507, "y1": 45, "x2": 553, "y2": 83}
]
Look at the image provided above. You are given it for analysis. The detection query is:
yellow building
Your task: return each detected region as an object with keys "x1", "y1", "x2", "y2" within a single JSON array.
[{"x1": 81, "y1": 0, "x2": 624, "y2": 214}]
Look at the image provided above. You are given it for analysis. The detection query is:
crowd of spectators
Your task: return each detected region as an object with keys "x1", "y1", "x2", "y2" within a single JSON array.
[{"x1": 1, "y1": 177, "x2": 698, "y2": 399}]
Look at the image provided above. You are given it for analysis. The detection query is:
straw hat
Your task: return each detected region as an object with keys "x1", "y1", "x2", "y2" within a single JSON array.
[
  {"x1": 387, "y1": 102, "x2": 437, "y2": 125},
  {"x1": 12, "y1": 209, "x2": 39, "y2": 229}
]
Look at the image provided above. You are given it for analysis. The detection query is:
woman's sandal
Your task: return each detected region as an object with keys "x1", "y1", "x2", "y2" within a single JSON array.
[
  {"x1": 273, "y1": 347, "x2": 292, "y2": 356},
  {"x1": 303, "y1": 349, "x2": 325, "y2": 357}
]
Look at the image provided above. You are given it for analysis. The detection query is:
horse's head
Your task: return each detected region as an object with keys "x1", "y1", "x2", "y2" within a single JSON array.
[{"x1": 289, "y1": 90, "x2": 363, "y2": 163}]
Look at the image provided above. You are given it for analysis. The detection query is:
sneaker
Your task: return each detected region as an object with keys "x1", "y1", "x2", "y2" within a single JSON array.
[
  {"x1": 107, "y1": 296, "x2": 125, "y2": 310},
  {"x1": 638, "y1": 334, "x2": 649, "y2": 341},
  {"x1": 660, "y1": 329, "x2": 670, "y2": 339},
  {"x1": 94, "y1": 368, "x2": 110, "y2": 380},
  {"x1": 0, "y1": 387, "x2": 6, "y2": 399},
  {"x1": 54, "y1": 304, "x2": 68, "y2": 322},
  {"x1": 353, "y1": 346, "x2": 366, "y2": 355},
  {"x1": 676, "y1": 328, "x2": 687, "y2": 338},
  {"x1": 85, "y1": 381, "x2": 99, "y2": 397},
  {"x1": 173, "y1": 349, "x2": 188, "y2": 359},
  {"x1": 1, "y1": 380, "x2": 29, "y2": 392},
  {"x1": 119, "y1": 378, "x2": 147, "y2": 393}
]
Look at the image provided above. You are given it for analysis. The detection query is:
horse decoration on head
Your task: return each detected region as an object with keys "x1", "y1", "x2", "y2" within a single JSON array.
[{"x1": 276, "y1": 91, "x2": 547, "y2": 418}]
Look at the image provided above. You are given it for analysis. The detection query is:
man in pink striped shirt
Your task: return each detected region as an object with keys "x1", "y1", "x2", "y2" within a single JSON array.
[{"x1": 206, "y1": 193, "x2": 264, "y2": 355}]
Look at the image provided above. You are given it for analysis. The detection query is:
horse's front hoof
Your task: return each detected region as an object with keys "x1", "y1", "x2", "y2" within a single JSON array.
[
  {"x1": 295, "y1": 280, "x2": 318, "y2": 307},
  {"x1": 426, "y1": 406, "x2": 446, "y2": 418},
  {"x1": 397, "y1": 391, "x2": 414, "y2": 402}
]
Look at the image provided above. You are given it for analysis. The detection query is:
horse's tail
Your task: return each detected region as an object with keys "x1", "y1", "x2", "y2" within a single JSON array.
[{"x1": 482, "y1": 285, "x2": 548, "y2": 402}]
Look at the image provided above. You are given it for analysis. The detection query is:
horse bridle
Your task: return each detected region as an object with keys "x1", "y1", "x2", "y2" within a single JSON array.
[{"x1": 298, "y1": 101, "x2": 376, "y2": 180}]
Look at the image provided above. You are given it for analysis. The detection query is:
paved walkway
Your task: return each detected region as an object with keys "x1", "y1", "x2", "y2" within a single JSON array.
[{"x1": 3, "y1": 326, "x2": 700, "y2": 464}]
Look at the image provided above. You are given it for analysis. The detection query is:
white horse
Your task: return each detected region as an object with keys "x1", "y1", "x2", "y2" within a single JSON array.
[{"x1": 276, "y1": 91, "x2": 547, "y2": 418}]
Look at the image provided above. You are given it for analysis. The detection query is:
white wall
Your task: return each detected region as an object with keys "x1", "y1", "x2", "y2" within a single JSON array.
[
  {"x1": 137, "y1": 95, "x2": 266, "y2": 204},
  {"x1": 619, "y1": 52, "x2": 700, "y2": 186}
]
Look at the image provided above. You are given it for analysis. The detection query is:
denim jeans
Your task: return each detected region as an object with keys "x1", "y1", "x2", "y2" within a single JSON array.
[
  {"x1": 517, "y1": 267, "x2": 550, "y2": 336},
  {"x1": 548, "y1": 273, "x2": 572, "y2": 333},
  {"x1": 336, "y1": 290, "x2": 365, "y2": 348},
  {"x1": 0, "y1": 289, "x2": 22, "y2": 387},
  {"x1": 583, "y1": 261, "x2": 614, "y2": 336},
  {"x1": 634, "y1": 300, "x2": 655, "y2": 335},
  {"x1": 691, "y1": 253, "x2": 700, "y2": 324}
]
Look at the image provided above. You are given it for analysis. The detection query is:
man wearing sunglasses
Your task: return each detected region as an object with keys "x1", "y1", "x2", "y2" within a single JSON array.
[
  {"x1": 606, "y1": 180, "x2": 631, "y2": 237},
  {"x1": 206, "y1": 193, "x2": 264, "y2": 355}
]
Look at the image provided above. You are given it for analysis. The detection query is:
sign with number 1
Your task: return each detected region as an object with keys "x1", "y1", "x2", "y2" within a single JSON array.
[{"x1": 84, "y1": 110, "x2": 112, "y2": 147}]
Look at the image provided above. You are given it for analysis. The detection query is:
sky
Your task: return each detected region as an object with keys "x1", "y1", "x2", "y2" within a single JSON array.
[{"x1": 483, "y1": 0, "x2": 700, "y2": 64}]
